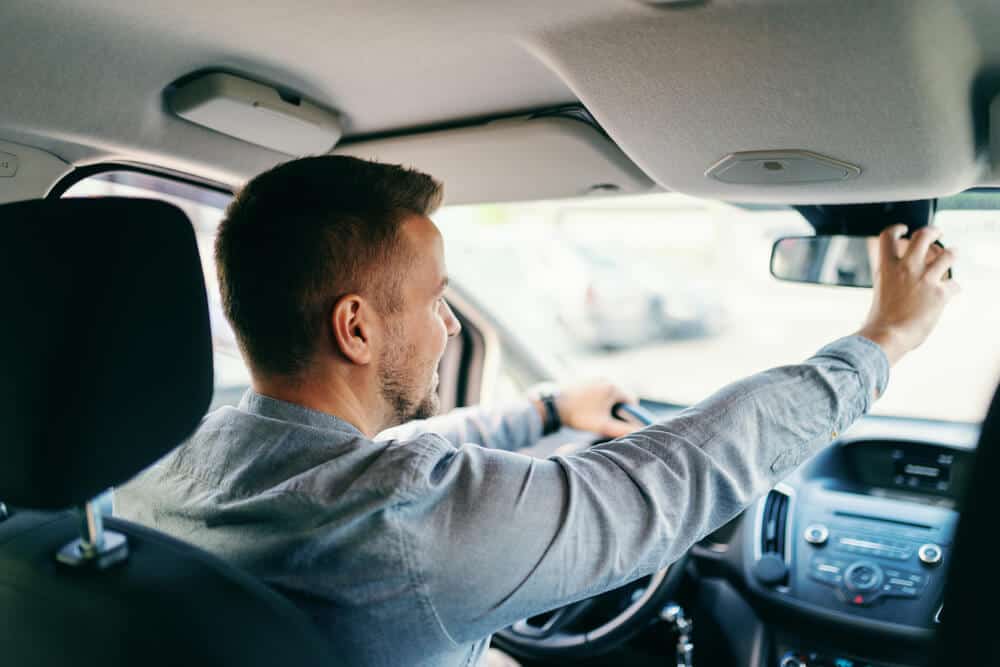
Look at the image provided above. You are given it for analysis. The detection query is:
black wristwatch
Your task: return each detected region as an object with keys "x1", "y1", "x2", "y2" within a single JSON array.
[{"x1": 539, "y1": 392, "x2": 562, "y2": 436}]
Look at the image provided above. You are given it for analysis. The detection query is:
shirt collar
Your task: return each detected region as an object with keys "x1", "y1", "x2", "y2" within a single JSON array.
[{"x1": 239, "y1": 389, "x2": 366, "y2": 438}]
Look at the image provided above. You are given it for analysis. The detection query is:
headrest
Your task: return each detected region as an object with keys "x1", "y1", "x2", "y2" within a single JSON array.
[{"x1": 0, "y1": 198, "x2": 213, "y2": 509}]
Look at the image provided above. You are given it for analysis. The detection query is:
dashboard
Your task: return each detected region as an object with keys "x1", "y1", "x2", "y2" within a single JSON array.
[
  {"x1": 526, "y1": 408, "x2": 979, "y2": 666},
  {"x1": 691, "y1": 415, "x2": 979, "y2": 667}
]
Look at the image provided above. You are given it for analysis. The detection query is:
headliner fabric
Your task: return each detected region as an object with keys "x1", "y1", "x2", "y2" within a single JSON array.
[
  {"x1": 0, "y1": 197, "x2": 213, "y2": 509},
  {"x1": 5, "y1": 0, "x2": 1000, "y2": 201}
]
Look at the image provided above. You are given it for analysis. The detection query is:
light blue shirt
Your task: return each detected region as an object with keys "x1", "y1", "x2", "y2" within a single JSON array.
[{"x1": 118, "y1": 335, "x2": 889, "y2": 667}]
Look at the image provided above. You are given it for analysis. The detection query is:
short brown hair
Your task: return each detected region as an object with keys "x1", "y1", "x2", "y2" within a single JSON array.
[{"x1": 215, "y1": 155, "x2": 443, "y2": 377}]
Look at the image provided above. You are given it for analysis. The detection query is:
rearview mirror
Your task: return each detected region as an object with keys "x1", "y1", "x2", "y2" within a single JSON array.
[
  {"x1": 770, "y1": 235, "x2": 876, "y2": 288},
  {"x1": 770, "y1": 234, "x2": 952, "y2": 288}
]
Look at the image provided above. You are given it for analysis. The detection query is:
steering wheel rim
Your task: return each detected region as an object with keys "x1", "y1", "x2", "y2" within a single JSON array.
[{"x1": 491, "y1": 551, "x2": 689, "y2": 661}]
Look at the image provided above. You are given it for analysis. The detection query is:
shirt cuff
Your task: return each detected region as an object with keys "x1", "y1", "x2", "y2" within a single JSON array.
[
  {"x1": 813, "y1": 334, "x2": 891, "y2": 410},
  {"x1": 520, "y1": 398, "x2": 544, "y2": 445}
]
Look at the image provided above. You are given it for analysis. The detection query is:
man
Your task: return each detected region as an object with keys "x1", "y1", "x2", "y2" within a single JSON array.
[{"x1": 119, "y1": 156, "x2": 957, "y2": 667}]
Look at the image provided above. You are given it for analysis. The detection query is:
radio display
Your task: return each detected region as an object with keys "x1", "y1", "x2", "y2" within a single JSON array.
[
  {"x1": 844, "y1": 441, "x2": 972, "y2": 500},
  {"x1": 892, "y1": 448, "x2": 953, "y2": 492}
]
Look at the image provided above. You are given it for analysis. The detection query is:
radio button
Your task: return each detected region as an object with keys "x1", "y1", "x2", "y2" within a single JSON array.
[
  {"x1": 810, "y1": 556, "x2": 847, "y2": 586},
  {"x1": 882, "y1": 582, "x2": 920, "y2": 598}
]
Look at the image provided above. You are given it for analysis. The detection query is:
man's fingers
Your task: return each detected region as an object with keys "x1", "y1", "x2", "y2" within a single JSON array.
[
  {"x1": 904, "y1": 226, "x2": 944, "y2": 267},
  {"x1": 880, "y1": 224, "x2": 908, "y2": 266},
  {"x1": 924, "y1": 246, "x2": 957, "y2": 282}
]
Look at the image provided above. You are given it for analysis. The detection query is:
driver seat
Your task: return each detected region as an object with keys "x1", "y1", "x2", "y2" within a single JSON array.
[
  {"x1": 0, "y1": 198, "x2": 334, "y2": 666},
  {"x1": 932, "y1": 379, "x2": 1000, "y2": 666}
]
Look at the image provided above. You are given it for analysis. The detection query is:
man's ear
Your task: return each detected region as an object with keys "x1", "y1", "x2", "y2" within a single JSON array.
[{"x1": 330, "y1": 294, "x2": 373, "y2": 365}]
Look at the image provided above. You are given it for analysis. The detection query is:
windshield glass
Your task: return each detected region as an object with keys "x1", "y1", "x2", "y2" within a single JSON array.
[{"x1": 436, "y1": 192, "x2": 1000, "y2": 423}]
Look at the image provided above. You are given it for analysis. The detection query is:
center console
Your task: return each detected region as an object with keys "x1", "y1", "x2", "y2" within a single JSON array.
[{"x1": 742, "y1": 440, "x2": 968, "y2": 667}]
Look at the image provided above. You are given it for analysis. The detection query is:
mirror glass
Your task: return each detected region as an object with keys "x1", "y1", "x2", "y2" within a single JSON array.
[{"x1": 770, "y1": 235, "x2": 877, "y2": 288}]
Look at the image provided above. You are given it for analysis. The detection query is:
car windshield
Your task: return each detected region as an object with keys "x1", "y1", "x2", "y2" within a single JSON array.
[
  {"x1": 64, "y1": 173, "x2": 1000, "y2": 423},
  {"x1": 435, "y1": 191, "x2": 1000, "y2": 424}
]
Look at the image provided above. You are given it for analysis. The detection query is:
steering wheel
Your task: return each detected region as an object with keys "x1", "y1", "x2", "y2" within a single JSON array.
[{"x1": 492, "y1": 403, "x2": 691, "y2": 661}]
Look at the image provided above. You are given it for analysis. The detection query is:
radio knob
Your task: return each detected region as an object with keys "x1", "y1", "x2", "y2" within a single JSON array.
[
  {"x1": 780, "y1": 654, "x2": 807, "y2": 667},
  {"x1": 918, "y1": 543, "x2": 943, "y2": 566},
  {"x1": 803, "y1": 524, "x2": 829, "y2": 546},
  {"x1": 844, "y1": 561, "x2": 883, "y2": 592}
]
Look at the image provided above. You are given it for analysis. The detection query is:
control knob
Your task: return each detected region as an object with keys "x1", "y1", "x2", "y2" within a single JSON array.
[
  {"x1": 780, "y1": 653, "x2": 807, "y2": 667},
  {"x1": 753, "y1": 553, "x2": 789, "y2": 587},
  {"x1": 844, "y1": 561, "x2": 883, "y2": 592},
  {"x1": 803, "y1": 523, "x2": 829, "y2": 546},
  {"x1": 918, "y1": 543, "x2": 942, "y2": 566}
]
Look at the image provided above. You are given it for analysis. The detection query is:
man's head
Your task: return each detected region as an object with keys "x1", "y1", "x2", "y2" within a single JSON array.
[{"x1": 216, "y1": 156, "x2": 461, "y2": 433}]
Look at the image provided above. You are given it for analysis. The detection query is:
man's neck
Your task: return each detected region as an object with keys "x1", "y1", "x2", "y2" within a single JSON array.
[{"x1": 252, "y1": 369, "x2": 383, "y2": 438}]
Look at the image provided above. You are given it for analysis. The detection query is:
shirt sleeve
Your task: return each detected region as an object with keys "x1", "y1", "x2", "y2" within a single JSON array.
[
  {"x1": 401, "y1": 335, "x2": 889, "y2": 643},
  {"x1": 375, "y1": 399, "x2": 543, "y2": 451}
]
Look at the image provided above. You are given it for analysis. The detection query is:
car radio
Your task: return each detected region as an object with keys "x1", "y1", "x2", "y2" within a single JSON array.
[{"x1": 788, "y1": 507, "x2": 951, "y2": 627}]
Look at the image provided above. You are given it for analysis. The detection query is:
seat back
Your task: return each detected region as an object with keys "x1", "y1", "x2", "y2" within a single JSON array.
[
  {"x1": 0, "y1": 198, "x2": 332, "y2": 666},
  {"x1": 0, "y1": 510, "x2": 332, "y2": 666},
  {"x1": 932, "y1": 382, "x2": 1000, "y2": 666}
]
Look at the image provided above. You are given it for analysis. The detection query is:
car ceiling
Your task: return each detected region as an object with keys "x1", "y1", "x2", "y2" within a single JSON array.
[{"x1": 5, "y1": 0, "x2": 1000, "y2": 203}]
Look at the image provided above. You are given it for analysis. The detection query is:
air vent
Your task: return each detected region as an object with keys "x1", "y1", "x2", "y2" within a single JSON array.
[
  {"x1": 761, "y1": 489, "x2": 790, "y2": 560},
  {"x1": 753, "y1": 487, "x2": 793, "y2": 588}
]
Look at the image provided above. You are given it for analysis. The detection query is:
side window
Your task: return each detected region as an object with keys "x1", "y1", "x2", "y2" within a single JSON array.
[{"x1": 60, "y1": 170, "x2": 251, "y2": 400}]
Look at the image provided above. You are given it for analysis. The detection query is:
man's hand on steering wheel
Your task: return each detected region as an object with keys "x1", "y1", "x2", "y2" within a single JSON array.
[{"x1": 536, "y1": 381, "x2": 640, "y2": 439}]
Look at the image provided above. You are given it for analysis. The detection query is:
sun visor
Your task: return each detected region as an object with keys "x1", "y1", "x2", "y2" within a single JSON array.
[
  {"x1": 333, "y1": 114, "x2": 656, "y2": 205},
  {"x1": 167, "y1": 72, "x2": 343, "y2": 156}
]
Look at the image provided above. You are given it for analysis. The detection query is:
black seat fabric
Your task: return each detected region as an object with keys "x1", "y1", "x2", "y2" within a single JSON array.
[
  {"x1": 0, "y1": 198, "x2": 213, "y2": 509},
  {"x1": 0, "y1": 510, "x2": 332, "y2": 666},
  {"x1": 0, "y1": 197, "x2": 333, "y2": 666},
  {"x1": 933, "y1": 383, "x2": 1000, "y2": 666}
]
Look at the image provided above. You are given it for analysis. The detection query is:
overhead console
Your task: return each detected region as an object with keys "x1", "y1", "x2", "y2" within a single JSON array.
[{"x1": 530, "y1": 0, "x2": 984, "y2": 203}]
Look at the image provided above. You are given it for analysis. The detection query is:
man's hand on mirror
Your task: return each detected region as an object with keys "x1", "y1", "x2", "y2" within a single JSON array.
[{"x1": 858, "y1": 225, "x2": 960, "y2": 366}]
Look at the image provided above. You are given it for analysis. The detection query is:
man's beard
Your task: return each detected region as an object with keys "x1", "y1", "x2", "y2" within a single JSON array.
[{"x1": 377, "y1": 340, "x2": 440, "y2": 427}]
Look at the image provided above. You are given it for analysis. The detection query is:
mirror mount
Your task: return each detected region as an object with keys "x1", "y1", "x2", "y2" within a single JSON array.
[{"x1": 795, "y1": 199, "x2": 936, "y2": 236}]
